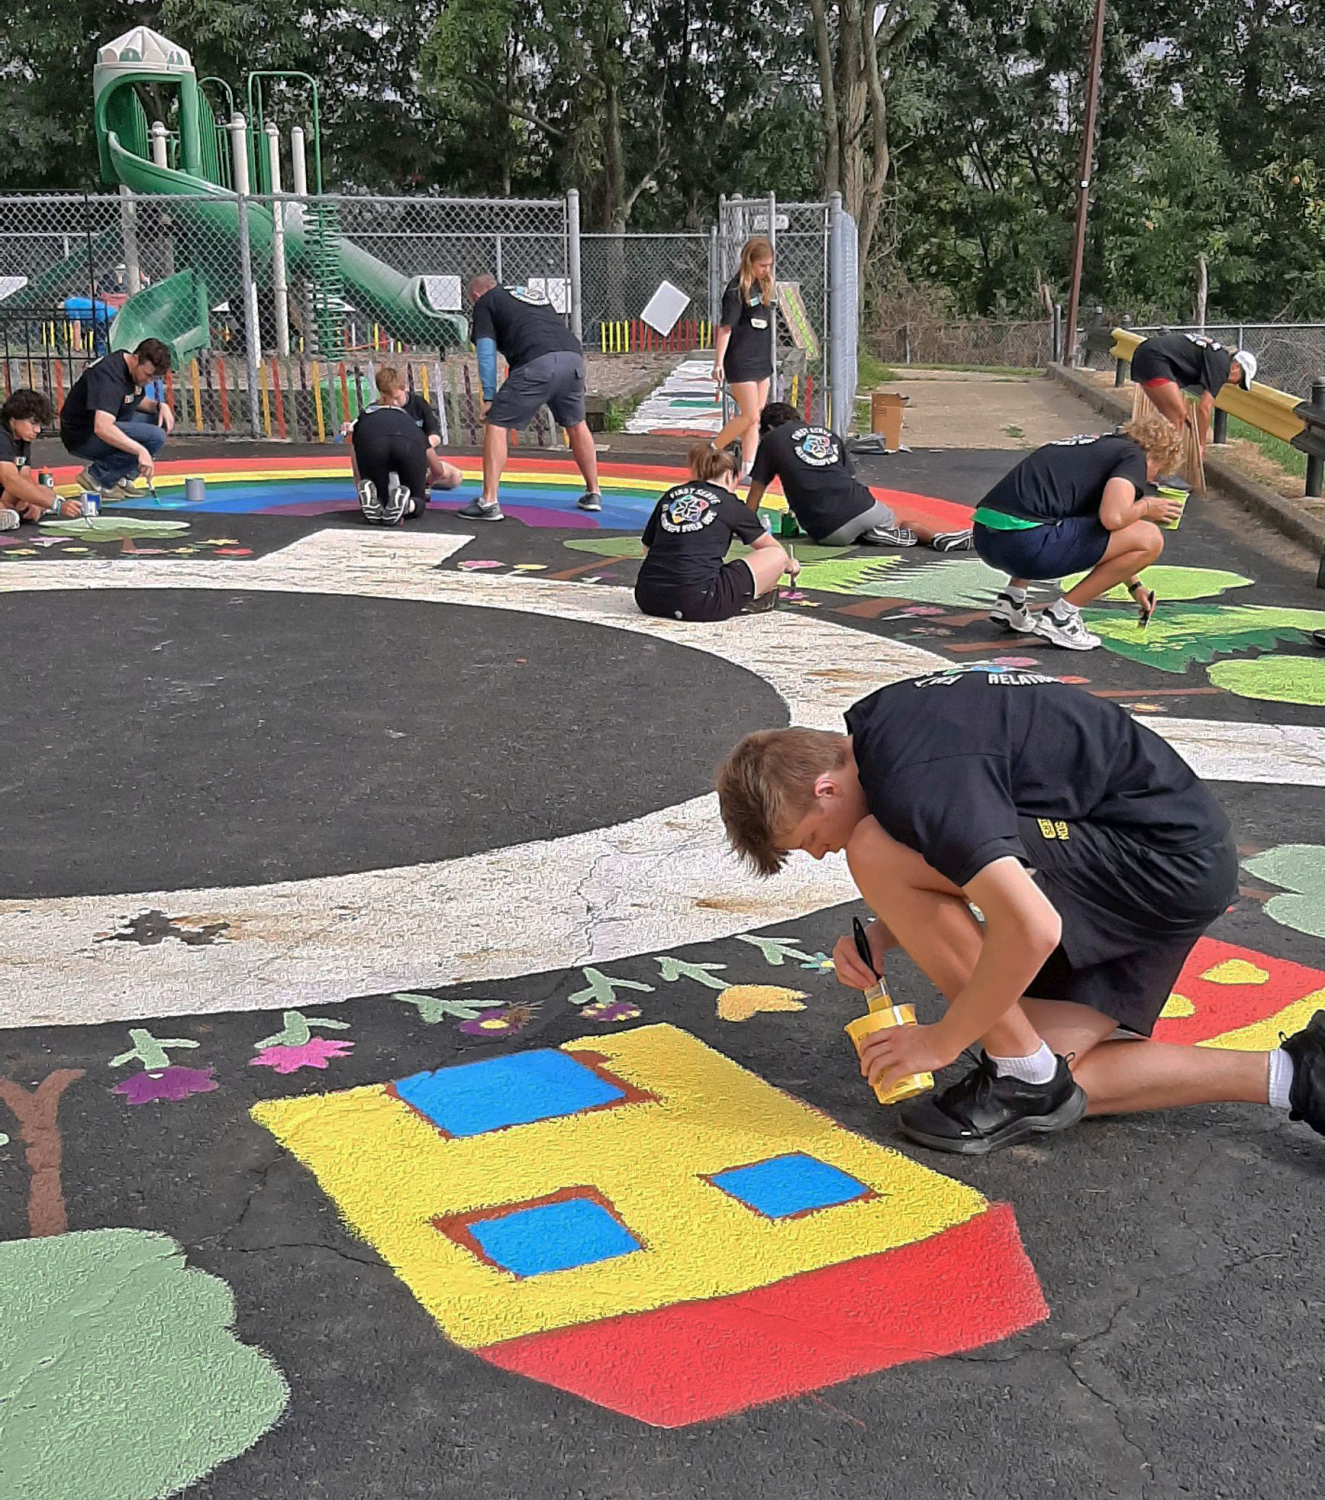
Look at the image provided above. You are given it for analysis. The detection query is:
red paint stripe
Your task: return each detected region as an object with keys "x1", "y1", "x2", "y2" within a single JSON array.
[
  {"x1": 1153, "y1": 937, "x2": 1325, "y2": 1046},
  {"x1": 479, "y1": 1203, "x2": 1044, "y2": 1427}
]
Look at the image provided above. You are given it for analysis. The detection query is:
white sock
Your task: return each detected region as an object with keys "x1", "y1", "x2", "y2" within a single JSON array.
[
  {"x1": 1267, "y1": 1049, "x2": 1295, "y2": 1110},
  {"x1": 1049, "y1": 597, "x2": 1079, "y2": 620},
  {"x1": 988, "y1": 1041, "x2": 1058, "y2": 1084},
  {"x1": 1004, "y1": 584, "x2": 1027, "y2": 602}
]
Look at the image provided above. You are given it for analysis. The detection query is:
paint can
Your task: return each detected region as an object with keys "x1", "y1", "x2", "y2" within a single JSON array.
[
  {"x1": 82, "y1": 493, "x2": 100, "y2": 518},
  {"x1": 844, "y1": 1006, "x2": 934, "y2": 1106},
  {"x1": 184, "y1": 476, "x2": 206, "y2": 503},
  {"x1": 38, "y1": 471, "x2": 54, "y2": 490}
]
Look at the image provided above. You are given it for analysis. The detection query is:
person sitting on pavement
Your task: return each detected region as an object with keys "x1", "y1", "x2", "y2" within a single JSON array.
[
  {"x1": 458, "y1": 274, "x2": 601, "y2": 522},
  {"x1": 60, "y1": 337, "x2": 173, "y2": 502},
  {"x1": 635, "y1": 442, "x2": 798, "y2": 622},
  {"x1": 0, "y1": 390, "x2": 86, "y2": 526},
  {"x1": 975, "y1": 415, "x2": 1185, "y2": 651},
  {"x1": 746, "y1": 402, "x2": 973, "y2": 550},
  {"x1": 1129, "y1": 332, "x2": 1256, "y2": 448},
  {"x1": 350, "y1": 396, "x2": 434, "y2": 526},
  {"x1": 716, "y1": 671, "x2": 1325, "y2": 1157}
]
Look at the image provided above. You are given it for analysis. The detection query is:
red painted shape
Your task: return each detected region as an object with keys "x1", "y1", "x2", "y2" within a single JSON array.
[
  {"x1": 478, "y1": 1202, "x2": 1044, "y2": 1426},
  {"x1": 874, "y1": 487, "x2": 975, "y2": 530},
  {"x1": 1153, "y1": 937, "x2": 1325, "y2": 1046}
]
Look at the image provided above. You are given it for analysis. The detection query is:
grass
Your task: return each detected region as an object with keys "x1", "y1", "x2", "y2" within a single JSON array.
[
  {"x1": 857, "y1": 352, "x2": 898, "y2": 388},
  {"x1": 1224, "y1": 415, "x2": 1307, "y2": 479},
  {"x1": 602, "y1": 391, "x2": 644, "y2": 432}
]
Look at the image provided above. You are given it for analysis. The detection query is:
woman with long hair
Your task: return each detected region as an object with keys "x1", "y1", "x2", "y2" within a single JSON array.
[
  {"x1": 635, "y1": 442, "x2": 798, "y2": 622},
  {"x1": 711, "y1": 236, "x2": 776, "y2": 477}
]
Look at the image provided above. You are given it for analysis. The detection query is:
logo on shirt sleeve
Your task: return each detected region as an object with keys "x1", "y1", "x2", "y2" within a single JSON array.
[{"x1": 791, "y1": 426, "x2": 839, "y2": 467}]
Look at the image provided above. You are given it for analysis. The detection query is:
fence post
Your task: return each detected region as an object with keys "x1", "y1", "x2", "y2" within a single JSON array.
[
  {"x1": 1307, "y1": 376, "x2": 1325, "y2": 501},
  {"x1": 827, "y1": 191, "x2": 847, "y2": 437},
  {"x1": 708, "y1": 224, "x2": 719, "y2": 327},
  {"x1": 265, "y1": 123, "x2": 291, "y2": 357},
  {"x1": 566, "y1": 189, "x2": 583, "y2": 340},
  {"x1": 1052, "y1": 303, "x2": 1063, "y2": 364},
  {"x1": 117, "y1": 186, "x2": 142, "y2": 296},
  {"x1": 766, "y1": 190, "x2": 778, "y2": 397},
  {"x1": 229, "y1": 113, "x2": 264, "y2": 437}
]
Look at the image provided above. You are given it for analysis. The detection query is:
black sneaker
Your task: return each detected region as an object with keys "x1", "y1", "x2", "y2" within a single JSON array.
[
  {"x1": 897, "y1": 1054, "x2": 1086, "y2": 1155},
  {"x1": 1280, "y1": 1010, "x2": 1325, "y2": 1136},
  {"x1": 577, "y1": 491, "x2": 603, "y2": 513},
  {"x1": 932, "y1": 529, "x2": 974, "y2": 552}
]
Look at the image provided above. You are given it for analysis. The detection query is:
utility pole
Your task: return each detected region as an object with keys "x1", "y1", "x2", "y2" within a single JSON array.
[{"x1": 1063, "y1": 0, "x2": 1107, "y2": 367}]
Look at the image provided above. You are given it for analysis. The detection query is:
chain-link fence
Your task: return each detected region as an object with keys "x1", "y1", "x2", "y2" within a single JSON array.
[
  {"x1": 0, "y1": 186, "x2": 861, "y2": 444},
  {"x1": 870, "y1": 318, "x2": 1055, "y2": 371}
]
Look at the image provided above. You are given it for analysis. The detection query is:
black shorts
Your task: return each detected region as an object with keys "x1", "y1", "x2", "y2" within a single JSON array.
[
  {"x1": 634, "y1": 559, "x2": 756, "y2": 622},
  {"x1": 1019, "y1": 817, "x2": 1238, "y2": 1034},
  {"x1": 1128, "y1": 346, "x2": 1182, "y2": 387},
  {"x1": 352, "y1": 408, "x2": 429, "y2": 511}
]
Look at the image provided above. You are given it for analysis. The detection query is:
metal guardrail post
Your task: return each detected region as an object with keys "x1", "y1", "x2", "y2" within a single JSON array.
[
  {"x1": 1212, "y1": 408, "x2": 1229, "y2": 445},
  {"x1": 1052, "y1": 303, "x2": 1063, "y2": 364},
  {"x1": 1308, "y1": 376, "x2": 1325, "y2": 500},
  {"x1": 1114, "y1": 315, "x2": 1130, "y2": 386}
]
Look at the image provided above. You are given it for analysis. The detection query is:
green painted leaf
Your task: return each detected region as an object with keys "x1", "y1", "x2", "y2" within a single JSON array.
[
  {"x1": 40, "y1": 517, "x2": 191, "y2": 541},
  {"x1": 1085, "y1": 603, "x2": 1325, "y2": 674},
  {"x1": 1243, "y1": 844, "x2": 1325, "y2": 940}
]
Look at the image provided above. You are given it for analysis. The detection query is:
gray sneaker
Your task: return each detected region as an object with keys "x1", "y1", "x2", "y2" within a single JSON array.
[
  {"x1": 358, "y1": 479, "x2": 384, "y2": 523},
  {"x1": 1032, "y1": 603, "x2": 1101, "y2": 651},
  {"x1": 382, "y1": 483, "x2": 410, "y2": 525},
  {"x1": 576, "y1": 491, "x2": 602, "y2": 512},
  {"x1": 859, "y1": 524, "x2": 918, "y2": 547},
  {"x1": 457, "y1": 497, "x2": 505, "y2": 522},
  {"x1": 988, "y1": 591, "x2": 1034, "y2": 632}
]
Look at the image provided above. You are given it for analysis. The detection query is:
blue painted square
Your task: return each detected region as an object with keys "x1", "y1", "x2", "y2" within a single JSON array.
[
  {"x1": 709, "y1": 1154, "x2": 869, "y2": 1219},
  {"x1": 394, "y1": 1050, "x2": 624, "y2": 1138},
  {"x1": 469, "y1": 1197, "x2": 641, "y2": 1277}
]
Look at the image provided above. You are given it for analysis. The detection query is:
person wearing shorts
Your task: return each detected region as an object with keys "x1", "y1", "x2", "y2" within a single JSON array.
[
  {"x1": 746, "y1": 402, "x2": 972, "y2": 549},
  {"x1": 1129, "y1": 332, "x2": 1256, "y2": 447},
  {"x1": 350, "y1": 404, "x2": 431, "y2": 525},
  {"x1": 716, "y1": 670, "x2": 1325, "y2": 1156},
  {"x1": 635, "y1": 443, "x2": 798, "y2": 622},
  {"x1": 459, "y1": 275, "x2": 600, "y2": 522},
  {"x1": 973, "y1": 416, "x2": 1185, "y2": 651},
  {"x1": 710, "y1": 236, "x2": 776, "y2": 479}
]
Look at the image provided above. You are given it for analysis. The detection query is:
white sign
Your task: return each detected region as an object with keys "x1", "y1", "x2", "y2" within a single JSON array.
[
  {"x1": 750, "y1": 214, "x2": 790, "y2": 232},
  {"x1": 640, "y1": 280, "x2": 691, "y2": 335}
]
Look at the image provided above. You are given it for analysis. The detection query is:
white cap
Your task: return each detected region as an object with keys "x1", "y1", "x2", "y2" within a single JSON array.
[{"x1": 1234, "y1": 350, "x2": 1257, "y2": 388}]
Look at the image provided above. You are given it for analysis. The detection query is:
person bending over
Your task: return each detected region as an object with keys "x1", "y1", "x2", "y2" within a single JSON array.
[
  {"x1": 459, "y1": 275, "x2": 601, "y2": 522},
  {"x1": 974, "y1": 416, "x2": 1184, "y2": 651},
  {"x1": 635, "y1": 443, "x2": 798, "y2": 622},
  {"x1": 1129, "y1": 332, "x2": 1255, "y2": 448},
  {"x1": 747, "y1": 402, "x2": 972, "y2": 550},
  {"x1": 716, "y1": 670, "x2": 1323, "y2": 1156},
  {"x1": 343, "y1": 366, "x2": 463, "y2": 504},
  {"x1": 61, "y1": 338, "x2": 173, "y2": 501},
  {"x1": 350, "y1": 400, "x2": 432, "y2": 525},
  {"x1": 0, "y1": 390, "x2": 85, "y2": 525},
  {"x1": 710, "y1": 236, "x2": 776, "y2": 478}
]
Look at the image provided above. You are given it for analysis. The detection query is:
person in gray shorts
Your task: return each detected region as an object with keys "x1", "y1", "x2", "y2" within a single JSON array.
[{"x1": 458, "y1": 274, "x2": 603, "y2": 522}]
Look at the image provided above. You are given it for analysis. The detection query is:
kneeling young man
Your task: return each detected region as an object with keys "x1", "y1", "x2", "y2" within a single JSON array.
[
  {"x1": 1, "y1": 389, "x2": 85, "y2": 525},
  {"x1": 717, "y1": 669, "x2": 1323, "y2": 1155}
]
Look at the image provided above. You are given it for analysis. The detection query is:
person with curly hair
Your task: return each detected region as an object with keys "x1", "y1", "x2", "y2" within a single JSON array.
[{"x1": 0, "y1": 389, "x2": 85, "y2": 526}]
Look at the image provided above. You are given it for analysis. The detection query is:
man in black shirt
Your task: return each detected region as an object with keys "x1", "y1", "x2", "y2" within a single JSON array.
[
  {"x1": 457, "y1": 275, "x2": 600, "y2": 523},
  {"x1": 747, "y1": 403, "x2": 972, "y2": 549},
  {"x1": 1129, "y1": 332, "x2": 1256, "y2": 446},
  {"x1": 717, "y1": 671, "x2": 1324, "y2": 1154},
  {"x1": 60, "y1": 338, "x2": 173, "y2": 501},
  {"x1": 0, "y1": 389, "x2": 86, "y2": 525},
  {"x1": 974, "y1": 418, "x2": 1185, "y2": 650}
]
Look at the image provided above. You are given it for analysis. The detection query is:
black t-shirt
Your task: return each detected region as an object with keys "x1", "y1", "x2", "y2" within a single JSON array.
[
  {"x1": 846, "y1": 671, "x2": 1228, "y2": 903},
  {"x1": 976, "y1": 433, "x2": 1147, "y2": 523},
  {"x1": 401, "y1": 392, "x2": 440, "y2": 439},
  {"x1": 718, "y1": 275, "x2": 775, "y2": 380},
  {"x1": 637, "y1": 480, "x2": 766, "y2": 596},
  {"x1": 60, "y1": 351, "x2": 143, "y2": 447},
  {"x1": 1133, "y1": 332, "x2": 1234, "y2": 395},
  {"x1": 0, "y1": 421, "x2": 31, "y2": 472},
  {"x1": 351, "y1": 404, "x2": 429, "y2": 453},
  {"x1": 470, "y1": 286, "x2": 580, "y2": 371},
  {"x1": 750, "y1": 420, "x2": 874, "y2": 541}
]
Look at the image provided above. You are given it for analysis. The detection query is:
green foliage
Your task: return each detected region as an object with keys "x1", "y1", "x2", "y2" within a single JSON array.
[{"x1": 1085, "y1": 602, "x2": 1325, "y2": 674}]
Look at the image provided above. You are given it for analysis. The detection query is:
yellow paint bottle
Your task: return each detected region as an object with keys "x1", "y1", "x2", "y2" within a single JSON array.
[{"x1": 844, "y1": 973, "x2": 934, "y2": 1105}]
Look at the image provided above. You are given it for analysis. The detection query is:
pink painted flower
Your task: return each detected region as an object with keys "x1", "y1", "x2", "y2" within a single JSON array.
[
  {"x1": 113, "y1": 1066, "x2": 218, "y2": 1105},
  {"x1": 249, "y1": 1038, "x2": 355, "y2": 1073},
  {"x1": 902, "y1": 605, "x2": 945, "y2": 616},
  {"x1": 580, "y1": 999, "x2": 643, "y2": 1023},
  {"x1": 993, "y1": 656, "x2": 1040, "y2": 668},
  {"x1": 1057, "y1": 675, "x2": 1090, "y2": 685},
  {"x1": 457, "y1": 559, "x2": 503, "y2": 570}
]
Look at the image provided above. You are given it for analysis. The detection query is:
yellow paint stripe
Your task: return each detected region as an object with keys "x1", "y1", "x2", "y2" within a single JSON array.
[{"x1": 1198, "y1": 986, "x2": 1325, "y2": 1052}]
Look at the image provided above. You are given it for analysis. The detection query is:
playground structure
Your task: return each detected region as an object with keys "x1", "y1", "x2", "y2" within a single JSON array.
[{"x1": 0, "y1": 26, "x2": 860, "y2": 442}]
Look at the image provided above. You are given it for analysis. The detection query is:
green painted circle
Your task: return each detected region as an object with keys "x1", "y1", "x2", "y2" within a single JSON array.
[{"x1": 1208, "y1": 655, "x2": 1325, "y2": 706}]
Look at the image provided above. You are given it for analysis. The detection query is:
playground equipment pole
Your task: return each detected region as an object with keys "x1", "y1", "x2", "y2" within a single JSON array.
[
  {"x1": 228, "y1": 113, "x2": 264, "y2": 437},
  {"x1": 265, "y1": 123, "x2": 291, "y2": 356},
  {"x1": 148, "y1": 123, "x2": 176, "y2": 278},
  {"x1": 1063, "y1": 0, "x2": 1107, "y2": 368},
  {"x1": 118, "y1": 187, "x2": 142, "y2": 296},
  {"x1": 290, "y1": 126, "x2": 309, "y2": 197},
  {"x1": 566, "y1": 189, "x2": 583, "y2": 340}
]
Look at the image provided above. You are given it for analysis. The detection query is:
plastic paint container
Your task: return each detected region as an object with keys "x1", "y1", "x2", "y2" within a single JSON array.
[
  {"x1": 844, "y1": 1005, "x2": 934, "y2": 1105},
  {"x1": 1155, "y1": 484, "x2": 1189, "y2": 531}
]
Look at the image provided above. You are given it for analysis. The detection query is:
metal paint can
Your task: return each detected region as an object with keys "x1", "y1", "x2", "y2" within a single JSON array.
[
  {"x1": 82, "y1": 493, "x2": 100, "y2": 518},
  {"x1": 38, "y1": 471, "x2": 54, "y2": 489},
  {"x1": 184, "y1": 476, "x2": 206, "y2": 503}
]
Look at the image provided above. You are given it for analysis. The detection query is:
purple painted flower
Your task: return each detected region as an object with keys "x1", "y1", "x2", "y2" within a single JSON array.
[
  {"x1": 457, "y1": 1003, "x2": 538, "y2": 1037},
  {"x1": 580, "y1": 999, "x2": 643, "y2": 1023},
  {"x1": 249, "y1": 1038, "x2": 355, "y2": 1074},
  {"x1": 113, "y1": 1066, "x2": 218, "y2": 1105}
]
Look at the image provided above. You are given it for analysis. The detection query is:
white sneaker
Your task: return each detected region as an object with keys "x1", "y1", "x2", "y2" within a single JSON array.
[
  {"x1": 989, "y1": 591, "x2": 1034, "y2": 633},
  {"x1": 1032, "y1": 604, "x2": 1101, "y2": 651},
  {"x1": 358, "y1": 479, "x2": 383, "y2": 523},
  {"x1": 1, "y1": 508, "x2": 19, "y2": 531}
]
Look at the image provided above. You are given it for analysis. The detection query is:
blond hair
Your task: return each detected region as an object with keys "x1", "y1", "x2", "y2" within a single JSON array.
[
  {"x1": 1120, "y1": 412, "x2": 1184, "y2": 474},
  {"x1": 688, "y1": 441, "x2": 739, "y2": 484},
  {"x1": 716, "y1": 728, "x2": 849, "y2": 876},
  {"x1": 738, "y1": 236, "x2": 775, "y2": 308},
  {"x1": 375, "y1": 365, "x2": 406, "y2": 398}
]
